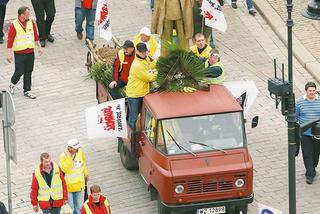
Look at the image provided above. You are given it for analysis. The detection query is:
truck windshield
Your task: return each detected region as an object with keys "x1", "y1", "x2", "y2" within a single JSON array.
[{"x1": 156, "y1": 112, "x2": 245, "y2": 155}]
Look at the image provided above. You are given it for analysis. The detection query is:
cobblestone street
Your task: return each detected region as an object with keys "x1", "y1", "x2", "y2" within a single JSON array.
[{"x1": 0, "y1": 0, "x2": 320, "y2": 213}]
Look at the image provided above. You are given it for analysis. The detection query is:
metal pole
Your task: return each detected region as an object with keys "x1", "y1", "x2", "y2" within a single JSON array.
[
  {"x1": 2, "y1": 91, "x2": 13, "y2": 214},
  {"x1": 286, "y1": 0, "x2": 296, "y2": 213}
]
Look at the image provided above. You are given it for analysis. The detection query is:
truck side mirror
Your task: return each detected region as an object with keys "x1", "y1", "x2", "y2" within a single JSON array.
[
  {"x1": 311, "y1": 122, "x2": 320, "y2": 139},
  {"x1": 251, "y1": 116, "x2": 259, "y2": 128}
]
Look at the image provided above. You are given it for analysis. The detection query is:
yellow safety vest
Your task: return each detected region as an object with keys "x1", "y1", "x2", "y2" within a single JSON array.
[
  {"x1": 64, "y1": 149, "x2": 85, "y2": 187},
  {"x1": 204, "y1": 60, "x2": 225, "y2": 84},
  {"x1": 83, "y1": 198, "x2": 110, "y2": 214},
  {"x1": 190, "y1": 45, "x2": 212, "y2": 59},
  {"x1": 12, "y1": 19, "x2": 35, "y2": 51},
  {"x1": 118, "y1": 49, "x2": 125, "y2": 72},
  {"x1": 34, "y1": 162, "x2": 63, "y2": 201}
]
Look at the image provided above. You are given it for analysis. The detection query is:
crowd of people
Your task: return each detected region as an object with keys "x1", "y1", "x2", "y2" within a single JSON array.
[{"x1": 30, "y1": 139, "x2": 111, "y2": 214}]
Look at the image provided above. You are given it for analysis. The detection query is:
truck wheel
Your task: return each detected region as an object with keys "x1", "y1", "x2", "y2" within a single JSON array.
[
  {"x1": 150, "y1": 186, "x2": 158, "y2": 201},
  {"x1": 119, "y1": 140, "x2": 138, "y2": 170},
  {"x1": 235, "y1": 204, "x2": 248, "y2": 214}
]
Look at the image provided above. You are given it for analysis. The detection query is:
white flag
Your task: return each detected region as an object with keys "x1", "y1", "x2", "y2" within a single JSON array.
[
  {"x1": 224, "y1": 81, "x2": 259, "y2": 116},
  {"x1": 96, "y1": 0, "x2": 112, "y2": 41},
  {"x1": 201, "y1": 0, "x2": 227, "y2": 33},
  {"x1": 85, "y1": 98, "x2": 127, "y2": 139},
  {"x1": 258, "y1": 203, "x2": 283, "y2": 214}
]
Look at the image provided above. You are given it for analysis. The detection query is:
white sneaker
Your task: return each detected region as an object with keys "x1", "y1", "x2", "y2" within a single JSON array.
[
  {"x1": 9, "y1": 83, "x2": 16, "y2": 94},
  {"x1": 24, "y1": 91, "x2": 37, "y2": 99}
]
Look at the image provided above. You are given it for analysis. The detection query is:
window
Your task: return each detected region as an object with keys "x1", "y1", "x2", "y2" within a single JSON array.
[{"x1": 144, "y1": 108, "x2": 156, "y2": 144}]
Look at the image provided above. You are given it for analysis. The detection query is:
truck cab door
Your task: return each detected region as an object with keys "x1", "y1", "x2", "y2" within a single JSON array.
[{"x1": 139, "y1": 108, "x2": 156, "y2": 183}]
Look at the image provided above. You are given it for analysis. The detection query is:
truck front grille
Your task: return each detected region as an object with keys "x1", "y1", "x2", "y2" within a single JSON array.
[{"x1": 187, "y1": 179, "x2": 233, "y2": 194}]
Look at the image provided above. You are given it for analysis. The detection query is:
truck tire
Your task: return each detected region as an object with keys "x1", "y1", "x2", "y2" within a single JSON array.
[
  {"x1": 119, "y1": 140, "x2": 138, "y2": 170},
  {"x1": 235, "y1": 204, "x2": 248, "y2": 214},
  {"x1": 150, "y1": 185, "x2": 158, "y2": 201}
]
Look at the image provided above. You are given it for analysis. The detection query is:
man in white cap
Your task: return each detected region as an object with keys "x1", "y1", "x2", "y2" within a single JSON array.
[
  {"x1": 59, "y1": 139, "x2": 88, "y2": 214},
  {"x1": 133, "y1": 26, "x2": 158, "y2": 59}
]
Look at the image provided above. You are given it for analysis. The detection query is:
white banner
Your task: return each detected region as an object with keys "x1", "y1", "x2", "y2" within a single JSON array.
[
  {"x1": 224, "y1": 81, "x2": 259, "y2": 116},
  {"x1": 258, "y1": 203, "x2": 283, "y2": 214},
  {"x1": 201, "y1": 0, "x2": 227, "y2": 33},
  {"x1": 85, "y1": 99, "x2": 127, "y2": 139},
  {"x1": 96, "y1": 0, "x2": 112, "y2": 41}
]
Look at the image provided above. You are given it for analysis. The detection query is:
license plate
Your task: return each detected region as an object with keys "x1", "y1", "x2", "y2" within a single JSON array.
[{"x1": 196, "y1": 206, "x2": 226, "y2": 214}]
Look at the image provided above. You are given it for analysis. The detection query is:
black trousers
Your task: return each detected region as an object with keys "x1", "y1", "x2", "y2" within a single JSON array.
[
  {"x1": 301, "y1": 135, "x2": 320, "y2": 178},
  {"x1": 31, "y1": 0, "x2": 56, "y2": 40},
  {"x1": 12, "y1": 53, "x2": 35, "y2": 92},
  {"x1": 0, "y1": 4, "x2": 6, "y2": 37}
]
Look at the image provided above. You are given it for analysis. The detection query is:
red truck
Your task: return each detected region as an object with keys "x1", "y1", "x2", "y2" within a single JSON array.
[{"x1": 117, "y1": 84, "x2": 257, "y2": 214}]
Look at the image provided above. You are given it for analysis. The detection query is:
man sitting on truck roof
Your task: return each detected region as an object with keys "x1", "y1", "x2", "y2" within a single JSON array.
[
  {"x1": 126, "y1": 42, "x2": 157, "y2": 130},
  {"x1": 109, "y1": 40, "x2": 135, "y2": 99},
  {"x1": 203, "y1": 49, "x2": 225, "y2": 84}
]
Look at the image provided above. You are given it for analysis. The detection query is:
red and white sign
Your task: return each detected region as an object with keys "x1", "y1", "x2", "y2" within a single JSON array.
[
  {"x1": 201, "y1": 0, "x2": 227, "y2": 33},
  {"x1": 96, "y1": 0, "x2": 112, "y2": 41},
  {"x1": 85, "y1": 99, "x2": 127, "y2": 139},
  {"x1": 224, "y1": 81, "x2": 259, "y2": 116}
]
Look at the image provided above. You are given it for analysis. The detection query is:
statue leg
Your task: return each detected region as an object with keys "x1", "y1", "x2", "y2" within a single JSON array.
[
  {"x1": 175, "y1": 19, "x2": 190, "y2": 51},
  {"x1": 161, "y1": 19, "x2": 173, "y2": 57}
]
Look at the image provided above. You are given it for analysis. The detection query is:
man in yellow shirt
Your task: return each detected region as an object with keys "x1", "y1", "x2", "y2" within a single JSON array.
[
  {"x1": 133, "y1": 27, "x2": 158, "y2": 59},
  {"x1": 126, "y1": 43, "x2": 157, "y2": 130},
  {"x1": 59, "y1": 139, "x2": 88, "y2": 214},
  {"x1": 190, "y1": 33, "x2": 212, "y2": 62}
]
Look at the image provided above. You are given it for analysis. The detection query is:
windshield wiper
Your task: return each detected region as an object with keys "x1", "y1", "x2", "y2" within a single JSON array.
[
  {"x1": 188, "y1": 141, "x2": 227, "y2": 154},
  {"x1": 166, "y1": 130, "x2": 196, "y2": 156}
]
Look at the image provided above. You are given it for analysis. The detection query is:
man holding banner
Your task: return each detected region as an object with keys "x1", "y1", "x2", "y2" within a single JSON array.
[{"x1": 75, "y1": 0, "x2": 97, "y2": 41}]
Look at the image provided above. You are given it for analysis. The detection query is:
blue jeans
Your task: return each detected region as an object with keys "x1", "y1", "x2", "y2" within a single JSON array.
[
  {"x1": 68, "y1": 191, "x2": 82, "y2": 214},
  {"x1": 232, "y1": 0, "x2": 253, "y2": 10},
  {"x1": 150, "y1": 0, "x2": 154, "y2": 13},
  {"x1": 42, "y1": 207, "x2": 61, "y2": 214},
  {"x1": 127, "y1": 97, "x2": 143, "y2": 130},
  {"x1": 301, "y1": 135, "x2": 320, "y2": 178},
  {"x1": 75, "y1": 7, "x2": 96, "y2": 41}
]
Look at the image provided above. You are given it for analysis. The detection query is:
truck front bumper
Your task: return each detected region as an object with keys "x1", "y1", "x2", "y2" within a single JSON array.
[{"x1": 159, "y1": 194, "x2": 254, "y2": 213}]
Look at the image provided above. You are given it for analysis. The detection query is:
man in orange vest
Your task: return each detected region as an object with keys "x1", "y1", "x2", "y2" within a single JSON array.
[
  {"x1": 6, "y1": 6, "x2": 42, "y2": 99},
  {"x1": 109, "y1": 40, "x2": 135, "y2": 99},
  {"x1": 81, "y1": 185, "x2": 111, "y2": 214},
  {"x1": 30, "y1": 152, "x2": 68, "y2": 214}
]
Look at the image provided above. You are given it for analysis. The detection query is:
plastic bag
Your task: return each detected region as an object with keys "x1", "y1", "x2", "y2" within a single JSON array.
[{"x1": 61, "y1": 203, "x2": 73, "y2": 214}]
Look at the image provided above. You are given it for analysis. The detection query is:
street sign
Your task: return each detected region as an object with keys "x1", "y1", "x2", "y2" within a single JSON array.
[
  {"x1": 5, "y1": 92, "x2": 15, "y2": 126},
  {"x1": 8, "y1": 127, "x2": 16, "y2": 164}
]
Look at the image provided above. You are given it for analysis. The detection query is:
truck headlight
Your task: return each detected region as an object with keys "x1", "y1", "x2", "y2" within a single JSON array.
[
  {"x1": 175, "y1": 185, "x2": 185, "y2": 194},
  {"x1": 235, "y1": 178, "x2": 245, "y2": 188}
]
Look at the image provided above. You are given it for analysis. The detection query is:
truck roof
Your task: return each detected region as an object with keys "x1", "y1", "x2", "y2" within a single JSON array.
[{"x1": 143, "y1": 84, "x2": 243, "y2": 119}]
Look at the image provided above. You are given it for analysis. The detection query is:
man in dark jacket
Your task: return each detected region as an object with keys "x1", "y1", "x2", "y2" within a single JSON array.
[
  {"x1": 0, "y1": 0, "x2": 9, "y2": 44},
  {"x1": 0, "y1": 202, "x2": 8, "y2": 214}
]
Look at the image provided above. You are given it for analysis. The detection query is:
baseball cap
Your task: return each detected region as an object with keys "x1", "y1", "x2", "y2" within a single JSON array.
[
  {"x1": 122, "y1": 40, "x2": 134, "y2": 49},
  {"x1": 67, "y1": 139, "x2": 81, "y2": 149},
  {"x1": 136, "y1": 43, "x2": 148, "y2": 52},
  {"x1": 140, "y1": 27, "x2": 151, "y2": 36}
]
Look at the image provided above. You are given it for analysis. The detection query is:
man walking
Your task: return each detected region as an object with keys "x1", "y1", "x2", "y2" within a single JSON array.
[
  {"x1": 30, "y1": 153, "x2": 68, "y2": 214},
  {"x1": 296, "y1": 81, "x2": 320, "y2": 184},
  {"x1": 81, "y1": 185, "x2": 111, "y2": 214},
  {"x1": 109, "y1": 40, "x2": 135, "y2": 99},
  {"x1": 0, "y1": 0, "x2": 9, "y2": 44},
  {"x1": 59, "y1": 139, "x2": 88, "y2": 214},
  {"x1": 75, "y1": 0, "x2": 97, "y2": 42},
  {"x1": 31, "y1": 0, "x2": 56, "y2": 47},
  {"x1": 6, "y1": 6, "x2": 42, "y2": 99}
]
